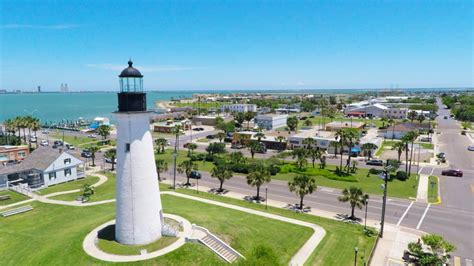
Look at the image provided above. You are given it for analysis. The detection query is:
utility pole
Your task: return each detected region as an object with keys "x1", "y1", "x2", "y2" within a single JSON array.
[
  {"x1": 364, "y1": 198, "x2": 369, "y2": 231},
  {"x1": 380, "y1": 165, "x2": 391, "y2": 238}
]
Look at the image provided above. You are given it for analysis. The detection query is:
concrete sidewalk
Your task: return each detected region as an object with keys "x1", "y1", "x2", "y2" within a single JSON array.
[{"x1": 416, "y1": 174, "x2": 429, "y2": 203}]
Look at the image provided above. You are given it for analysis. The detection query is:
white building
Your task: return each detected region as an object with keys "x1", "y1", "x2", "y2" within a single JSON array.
[
  {"x1": 287, "y1": 128, "x2": 336, "y2": 150},
  {"x1": 344, "y1": 103, "x2": 388, "y2": 118},
  {"x1": 0, "y1": 147, "x2": 85, "y2": 190},
  {"x1": 254, "y1": 114, "x2": 288, "y2": 130},
  {"x1": 383, "y1": 107, "x2": 408, "y2": 119},
  {"x1": 221, "y1": 104, "x2": 257, "y2": 113}
]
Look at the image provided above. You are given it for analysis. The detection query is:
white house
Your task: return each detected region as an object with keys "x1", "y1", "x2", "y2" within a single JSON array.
[
  {"x1": 254, "y1": 114, "x2": 288, "y2": 130},
  {"x1": 221, "y1": 104, "x2": 257, "y2": 113},
  {"x1": 287, "y1": 127, "x2": 336, "y2": 150},
  {"x1": 0, "y1": 147, "x2": 85, "y2": 190},
  {"x1": 344, "y1": 103, "x2": 388, "y2": 118}
]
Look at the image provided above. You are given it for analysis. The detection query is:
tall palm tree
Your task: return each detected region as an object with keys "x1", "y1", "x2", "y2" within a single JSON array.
[
  {"x1": 89, "y1": 146, "x2": 100, "y2": 166},
  {"x1": 292, "y1": 148, "x2": 308, "y2": 170},
  {"x1": 381, "y1": 117, "x2": 387, "y2": 128},
  {"x1": 401, "y1": 135, "x2": 411, "y2": 172},
  {"x1": 97, "y1": 125, "x2": 111, "y2": 140},
  {"x1": 288, "y1": 175, "x2": 317, "y2": 210},
  {"x1": 417, "y1": 114, "x2": 426, "y2": 125},
  {"x1": 155, "y1": 159, "x2": 168, "y2": 182},
  {"x1": 276, "y1": 135, "x2": 286, "y2": 151},
  {"x1": 186, "y1": 143, "x2": 197, "y2": 157},
  {"x1": 308, "y1": 148, "x2": 321, "y2": 168},
  {"x1": 254, "y1": 132, "x2": 266, "y2": 142},
  {"x1": 211, "y1": 164, "x2": 233, "y2": 192},
  {"x1": 104, "y1": 149, "x2": 117, "y2": 170},
  {"x1": 244, "y1": 112, "x2": 255, "y2": 129},
  {"x1": 338, "y1": 187, "x2": 369, "y2": 220},
  {"x1": 408, "y1": 111, "x2": 418, "y2": 123},
  {"x1": 216, "y1": 132, "x2": 226, "y2": 143},
  {"x1": 392, "y1": 141, "x2": 406, "y2": 163},
  {"x1": 246, "y1": 164, "x2": 271, "y2": 200},
  {"x1": 177, "y1": 159, "x2": 198, "y2": 186},
  {"x1": 155, "y1": 138, "x2": 167, "y2": 153},
  {"x1": 247, "y1": 140, "x2": 262, "y2": 159},
  {"x1": 343, "y1": 129, "x2": 360, "y2": 174},
  {"x1": 406, "y1": 130, "x2": 419, "y2": 176},
  {"x1": 302, "y1": 137, "x2": 316, "y2": 149},
  {"x1": 329, "y1": 141, "x2": 339, "y2": 158},
  {"x1": 335, "y1": 129, "x2": 346, "y2": 171},
  {"x1": 388, "y1": 119, "x2": 395, "y2": 140},
  {"x1": 361, "y1": 143, "x2": 378, "y2": 160}
]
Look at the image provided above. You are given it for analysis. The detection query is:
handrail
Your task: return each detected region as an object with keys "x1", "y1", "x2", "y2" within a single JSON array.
[{"x1": 194, "y1": 225, "x2": 245, "y2": 260}]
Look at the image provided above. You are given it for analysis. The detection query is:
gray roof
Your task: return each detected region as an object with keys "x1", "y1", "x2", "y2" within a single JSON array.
[
  {"x1": 119, "y1": 60, "x2": 143, "y2": 78},
  {"x1": 0, "y1": 147, "x2": 71, "y2": 175}
]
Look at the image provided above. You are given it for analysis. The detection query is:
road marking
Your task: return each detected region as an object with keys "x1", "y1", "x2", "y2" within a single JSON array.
[
  {"x1": 429, "y1": 167, "x2": 435, "y2": 176},
  {"x1": 453, "y1": 256, "x2": 461, "y2": 266},
  {"x1": 418, "y1": 166, "x2": 424, "y2": 175},
  {"x1": 396, "y1": 201, "x2": 414, "y2": 226},
  {"x1": 416, "y1": 203, "x2": 431, "y2": 229}
]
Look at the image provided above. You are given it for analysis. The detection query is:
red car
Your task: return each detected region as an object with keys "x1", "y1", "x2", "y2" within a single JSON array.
[{"x1": 441, "y1": 169, "x2": 463, "y2": 177}]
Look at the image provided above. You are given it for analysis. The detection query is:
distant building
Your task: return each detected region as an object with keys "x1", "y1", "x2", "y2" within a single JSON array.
[
  {"x1": 169, "y1": 106, "x2": 195, "y2": 113},
  {"x1": 325, "y1": 121, "x2": 364, "y2": 131},
  {"x1": 379, "y1": 122, "x2": 431, "y2": 139},
  {"x1": 254, "y1": 114, "x2": 288, "y2": 130},
  {"x1": 287, "y1": 128, "x2": 336, "y2": 150},
  {"x1": 192, "y1": 115, "x2": 230, "y2": 126},
  {"x1": 0, "y1": 145, "x2": 29, "y2": 164},
  {"x1": 275, "y1": 103, "x2": 301, "y2": 114},
  {"x1": 153, "y1": 120, "x2": 191, "y2": 133},
  {"x1": 344, "y1": 103, "x2": 388, "y2": 118},
  {"x1": 383, "y1": 107, "x2": 408, "y2": 119},
  {"x1": 0, "y1": 147, "x2": 85, "y2": 190},
  {"x1": 221, "y1": 104, "x2": 257, "y2": 113}
]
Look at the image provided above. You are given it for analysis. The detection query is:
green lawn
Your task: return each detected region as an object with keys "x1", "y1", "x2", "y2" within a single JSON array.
[
  {"x1": 0, "y1": 192, "x2": 314, "y2": 265},
  {"x1": 428, "y1": 176, "x2": 439, "y2": 204},
  {"x1": 155, "y1": 149, "x2": 215, "y2": 172},
  {"x1": 50, "y1": 172, "x2": 116, "y2": 202},
  {"x1": 273, "y1": 164, "x2": 418, "y2": 199},
  {"x1": 0, "y1": 190, "x2": 29, "y2": 206},
  {"x1": 418, "y1": 143, "x2": 434, "y2": 149},
  {"x1": 38, "y1": 176, "x2": 100, "y2": 195},
  {"x1": 50, "y1": 132, "x2": 99, "y2": 147},
  {"x1": 162, "y1": 185, "x2": 377, "y2": 266}
]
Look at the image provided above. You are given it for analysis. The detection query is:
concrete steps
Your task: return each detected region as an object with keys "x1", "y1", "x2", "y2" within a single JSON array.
[{"x1": 200, "y1": 234, "x2": 241, "y2": 263}]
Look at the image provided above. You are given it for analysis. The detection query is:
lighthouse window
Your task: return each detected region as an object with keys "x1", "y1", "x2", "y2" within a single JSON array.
[{"x1": 125, "y1": 143, "x2": 130, "y2": 152}]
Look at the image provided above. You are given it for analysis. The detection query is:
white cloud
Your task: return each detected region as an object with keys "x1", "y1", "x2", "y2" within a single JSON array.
[
  {"x1": 86, "y1": 63, "x2": 196, "y2": 72},
  {"x1": 0, "y1": 24, "x2": 80, "y2": 29}
]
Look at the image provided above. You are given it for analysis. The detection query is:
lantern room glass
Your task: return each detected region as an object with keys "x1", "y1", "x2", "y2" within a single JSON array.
[{"x1": 119, "y1": 77, "x2": 143, "y2": 92}]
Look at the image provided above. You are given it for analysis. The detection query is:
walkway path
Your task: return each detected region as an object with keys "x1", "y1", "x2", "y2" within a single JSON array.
[{"x1": 416, "y1": 174, "x2": 429, "y2": 203}]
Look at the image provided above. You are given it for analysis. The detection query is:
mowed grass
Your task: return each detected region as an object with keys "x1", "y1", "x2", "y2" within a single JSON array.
[
  {"x1": 162, "y1": 185, "x2": 377, "y2": 266},
  {"x1": 428, "y1": 175, "x2": 439, "y2": 203},
  {"x1": 50, "y1": 172, "x2": 116, "y2": 202},
  {"x1": 0, "y1": 190, "x2": 29, "y2": 206},
  {"x1": 50, "y1": 132, "x2": 99, "y2": 147},
  {"x1": 273, "y1": 164, "x2": 418, "y2": 199},
  {"x1": 38, "y1": 176, "x2": 100, "y2": 195},
  {"x1": 0, "y1": 193, "x2": 313, "y2": 265},
  {"x1": 155, "y1": 149, "x2": 215, "y2": 172}
]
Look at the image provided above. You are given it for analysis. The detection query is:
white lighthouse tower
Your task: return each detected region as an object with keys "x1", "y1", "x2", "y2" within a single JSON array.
[{"x1": 114, "y1": 60, "x2": 163, "y2": 245}]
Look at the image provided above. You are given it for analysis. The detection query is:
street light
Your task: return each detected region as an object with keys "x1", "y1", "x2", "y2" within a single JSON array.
[
  {"x1": 364, "y1": 198, "x2": 369, "y2": 231},
  {"x1": 265, "y1": 185, "x2": 268, "y2": 210},
  {"x1": 379, "y1": 164, "x2": 392, "y2": 238},
  {"x1": 354, "y1": 246, "x2": 359, "y2": 266}
]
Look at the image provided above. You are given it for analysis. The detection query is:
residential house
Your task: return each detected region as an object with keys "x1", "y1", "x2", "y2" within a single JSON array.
[
  {"x1": 153, "y1": 120, "x2": 191, "y2": 133},
  {"x1": 0, "y1": 145, "x2": 29, "y2": 164},
  {"x1": 220, "y1": 104, "x2": 257, "y2": 113}
]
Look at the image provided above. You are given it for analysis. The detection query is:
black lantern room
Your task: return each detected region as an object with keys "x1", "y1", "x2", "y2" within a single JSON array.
[{"x1": 117, "y1": 60, "x2": 147, "y2": 112}]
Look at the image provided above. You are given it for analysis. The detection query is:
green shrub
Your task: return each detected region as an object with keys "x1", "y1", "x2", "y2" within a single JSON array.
[
  {"x1": 369, "y1": 168, "x2": 382, "y2": 175},
  {"x1": 396, "y1": 171, "x2": 408, "y2": 181}
]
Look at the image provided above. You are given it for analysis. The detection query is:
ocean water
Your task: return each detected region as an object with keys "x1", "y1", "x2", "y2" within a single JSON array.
[{"x1": 0, "y1": 88, "x2": 470, "y2": 123}]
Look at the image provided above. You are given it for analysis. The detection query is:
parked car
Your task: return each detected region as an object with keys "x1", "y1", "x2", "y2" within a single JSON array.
[
  {"x1": 419, "y1": 137, "x2": 431, "y2": 142},
  {"x1": 29, "y1": 137, "x2": 37, "y2": 143},
  {"x1": 443, "y1": 116, "x2": 448, "y2": 119},
  {"x1": 81, "y1": 150, "x2": 92, "y2": 158},
  {"x1": 441, "y1": 169, "x2": 463, "y2": 177},
  {"x1": 105, "y1": 158, "x2": 117, "y2": 164},
  {"x1": 231, "y1": 143, "x2": 243, "y2": 149},
  {"x1": 65, "y1": 143, "x2": 75, "y2": 150},
  {"x1": 366, "y1": 159, "x2": 384, "y2": 166},
  {"x1": 40, "y1": 140, "x2": 49, "y2": 146},
  {"x1": 190, "y1": 171, "x2": 202, "y2": 179},
  {"x1": 468, "y1": 145, "x2": 474, "y2": 151},
  {"x1": 436, "y1": 152, "x2": 446, "y2": 159},
  {"x1": 54, "y1": 140, "x2": 64, "y2": 146},
  {"x1": 206, "y1": 134, "x2": 215, "y2": 139},
  {"x1": 41, "y1": 130, "x2": 50, "y2": 134},
  {"x1": 87, "y1": 134, "x2": 97, "y2": 138}
]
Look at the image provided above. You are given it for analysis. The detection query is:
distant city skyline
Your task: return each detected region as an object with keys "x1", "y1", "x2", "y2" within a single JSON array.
[{"x1": 1, "y1": 1, "x2": 472, "y2": 91}]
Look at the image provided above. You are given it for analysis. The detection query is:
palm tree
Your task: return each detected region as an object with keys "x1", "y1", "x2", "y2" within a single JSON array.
[
  {"x1": 392, "y1": 141, "x2": 406, "y2": 163},
  {"x1": 89, "y1": 146, "x2": 100, "y2": 166},
  {"x1": 361, "y1": 143, "x2": 378, "y2": 160},
  {"x1": 401, "y1": 135, "x2": 411, "y2": 172},
  {"x1": 406, "y1": 130, "x2": 419, "y2": 176},
  {"x1": 276, "y1": 135, "x2": 286, "y2": 151},
  {"x1": 104, "y1": 149, "x2": 117, "y2": 171},
  {"x1": 338, "y1": 187, "x2": 369, "y2": 220},
  {"x1": 216, "y1": 132, "x2": 226, "y2": 143},
  {"x1": 244, "y1": 112, "x2": 255, "y2": 129},
  {"x1": 155, "y1": 159, "x2": 168, "y2": 182},
  {"x1": 246, "y1": 164, "x2": 271, "y2": 200},
  {"x1": 177, "y1": 159, "x2": 198, "y2": 186},
  {"x1": 97, "y1": 125, "x2": 111, "y2": 140},
  {"x1": 229, "y1": 151, "x2": 246, "y2": 164},
  {"x1": 254, "y1": 132, "x2": 266, "y2": 142},
  {"x1": 329, "y1": 141, "x2": 339, "y2": 158},
  {"x1": 155, "y1": 138, "x2": 167, "y2": 153},
  {"x1": 292, "y1": 148, "x2": 308, "y2": 170},
  {"x1": 288, "y1": 175, "x2": 317, "y2": 210},
  {"x1": 211, "y1": 164, "x2": 233, "y2": 192},
  {"x1": 408, "y1": 111, "x2": 418, "y2": 123},
  {"x1": 308, "y1": 148, "x2": 321, "y2": 168},
  {"x1": 335, "y1": 129, "x2": 346, "y2": 171},
  {"x1": 388, "y1": 119, "x2": 395, "y2": 140},
  {"x1": 381, "y1": 117, "x2": 387, "y2": 128},
  {"x1": 417, "y1": 114, "x2": 426, "y2": 125},
  {"x1": 186, "y1": 143, "x2": 197, "y2": 157},
  {"x1": 343, "y1": 129, "x2": 360, "y2": 174},
  {"x1": 247, "y1": 140, "x2": 262, "y2": 159},
  {"x1": 303, "y1": 119, "x2": 313, "y2": 127},
  {"x1": 302, "y1": 137, "x2": 316, "y2": 149}
]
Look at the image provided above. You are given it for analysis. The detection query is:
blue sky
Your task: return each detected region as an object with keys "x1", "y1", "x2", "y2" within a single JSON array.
[{"x1": 0, "y1": 0, "x2": 472, "y2": 91}]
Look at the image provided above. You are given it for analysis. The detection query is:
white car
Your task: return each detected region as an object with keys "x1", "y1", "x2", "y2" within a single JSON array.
[
  {"x1": 65, "y1": 143, "x2": 76, "y2": 150},
  {"x1": 468, "y1": 145, "x2": 474, "y2": 151},
  {"x1": 40, "y1": 140, "x2": 49, "y2": 146}
]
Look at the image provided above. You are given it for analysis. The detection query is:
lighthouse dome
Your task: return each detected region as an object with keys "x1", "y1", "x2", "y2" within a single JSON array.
[{"x1": 119, "y1": 60, "x2": 143, "y2": 78}]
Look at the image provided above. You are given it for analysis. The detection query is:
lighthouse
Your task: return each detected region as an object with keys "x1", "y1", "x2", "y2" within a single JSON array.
[{"x1": 114, "y1": 60, "x2": 164, "y2": 245}]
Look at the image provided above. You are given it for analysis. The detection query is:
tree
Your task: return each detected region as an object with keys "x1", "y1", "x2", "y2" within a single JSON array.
[
  {"x1": 351, "y1": 160, "x2": 358, "y2": 173},
  {"x1": 335, "y1": 129, "x2": 346, "y2": 171},
  {"x1": 247, "y1": 140, "x2": 263, "y2": 159},
  {"x1": 155, "y1": 159, "x2": 168, "y2": 182},
  {"x1": 246, "y1": 164, "x2": 271, "y2": 200},
  {"x1": 216, "y1": 132, "x2": 226, "y2": 143},
  {"x1": 292, "y1": 148, "x2": 308, "y2": 170},
  {"x1": 338, "y1": 187, "x2": 369, "y2": 220},
  {"x1": 229, "y1": 151, "x2": 246, "y2": 164},
  {"x1": 408, "y1": 110, "x2": 418, "y2": 123},
  {"x1": 381, "y1": 117, "x2": 387, "y2": 128},
  {"x1": 177, "y1": 159, "x2": 198, "y2": 186},
  {"x1": 319, "y1": 155, "x2": 326, "y2": 169},
  {"x1": 186, "y1": 143, "x2": 197, "y2": 157},
  {"x1": 401, "y1": 135, "x2": 411, "y2": 172},
  {"x1": 254, "y1": 132, "x2": 266, "y2": 142},
  {"x1": 303, "y1": 119, "x2": 313, "y2": 127},
  {"x1": 329, "y1": 141, "x2": 339, "y2": 158},
  {"x1": 211, "y1": 164, "x2": 233, "y2": 192},
  {"x1": 417, "y1": 114, "x2": 426, "y2": 125},
  {"x1": 88, "y1": 146, "x2": 100, "y2": 166},
  {"x1": 234, "y1": 112, "x2": 245, "y2": 126},
  {"x1": 302, "y1": 137, "x2": 315, "y2": 149},
  {"x1": 361, "y1": 143, "x2": 378, "y2": 160},
  {"x1": 276, "y1": 135, "x2": 286, "y2": 151},
  {"x1": 244, "y1": 112, "x2": 255, "y2": 129},
  {"x1": 97, "y1": 125, "x2": 111, "y2": 140},
  {"x1": 388, "y1": 119, "x2": 395, "y2": 140},
  {"x1": 392, "y1": 141, "x2": 406, "y2": 163},
  {"x1": 206, "y1": 142, "x2": 226, "y2": 155},
  {"x1": 405, "y1": 130, "x2": 419, "y2": 176},
  {"x1": 155, "y1": 138, "x2": 167, "y2": 153},
  {"x1": 308, "y1": 148, "x2": 321, "y2": 168},
  {"x1": 343, "y1": 128, "x2": 360, "y2": 175},
  {"x1": 81, "y1": 184, "x2": 94, "y2": 202},
  {"x1": 104, "y1": 149, "x2": 116, "y2": 171},
  {"x1": 287, "y1": 116, "x2": 298, "y2": 132},
  {"x1": 407, "y1": 234, "x2": 455, "y2": 265},
  {"x1": 288, "y1": 175, "x2": 317, "y2": 210}
]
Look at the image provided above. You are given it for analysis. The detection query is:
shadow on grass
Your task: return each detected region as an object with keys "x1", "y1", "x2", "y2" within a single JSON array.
[{"x1": 98, "y1": 224, "x2": 115, "y2": 241}]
